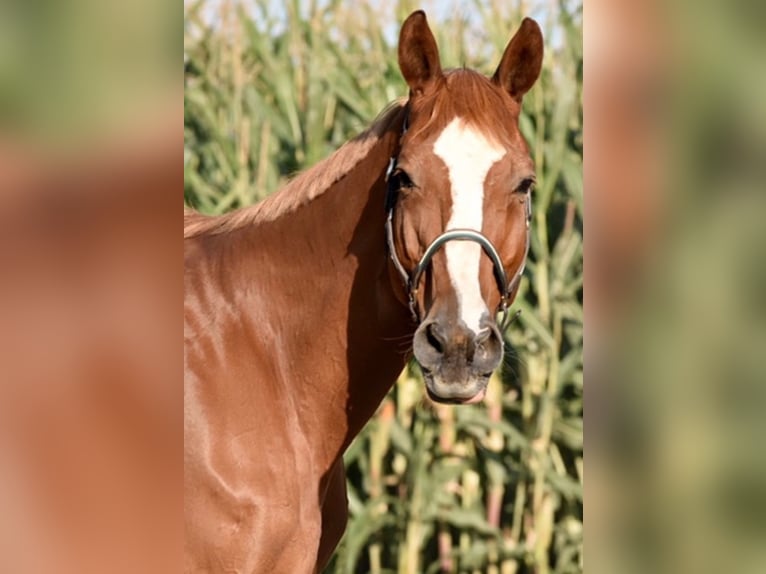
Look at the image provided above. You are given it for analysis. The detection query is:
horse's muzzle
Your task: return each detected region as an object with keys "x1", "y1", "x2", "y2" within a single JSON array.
[{"x1": 413, "y1": 315, "x2": 503, "y2": 403}]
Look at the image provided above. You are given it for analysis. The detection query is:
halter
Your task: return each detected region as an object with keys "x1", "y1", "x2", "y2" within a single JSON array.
[{"x1": 384, "y1": 112, "x2": 532, "y2": 332}]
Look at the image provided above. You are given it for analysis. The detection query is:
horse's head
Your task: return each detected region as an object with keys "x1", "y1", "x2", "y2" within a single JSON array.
[{"x1": 387, "y1": 11, "x2": 543, "y2": 404}]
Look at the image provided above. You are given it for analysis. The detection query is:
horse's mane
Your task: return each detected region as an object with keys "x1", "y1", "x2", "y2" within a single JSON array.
[{"x1": 184, "y1": 100, "x2": 406, "y2": 239}]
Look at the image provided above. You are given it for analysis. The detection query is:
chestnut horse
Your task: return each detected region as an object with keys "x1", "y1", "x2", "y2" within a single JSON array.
[{"x1": 184, "y1": 11, "x2": 542, "y2": 573}]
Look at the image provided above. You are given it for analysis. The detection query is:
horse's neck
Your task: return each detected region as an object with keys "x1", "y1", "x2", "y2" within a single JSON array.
[{"x1": 236, "y1": 128, "x2": 412, "y2": 468}]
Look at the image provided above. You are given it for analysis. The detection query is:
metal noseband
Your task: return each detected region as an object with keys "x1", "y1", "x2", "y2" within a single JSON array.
[
  {"x1": 386, "y1": 209, "x2": 526, "y2": 330},
  {"x1": 411, "y1": 229, "x2": 508, "y2": 295},
  {"x1": 384, "y1": 119, "x2": 530, "y2": 331}
]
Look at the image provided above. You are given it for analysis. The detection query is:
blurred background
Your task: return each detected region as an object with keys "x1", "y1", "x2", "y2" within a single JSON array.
[
  {"x1": 184, "y1": 1, "x2": 583, "y2": 572},
  {"x1": 586, "y1": 1, "x2": 766, "y2": 573},
  {"x1": 0, "y1": 0, "x2": 180, "y2": 573}
]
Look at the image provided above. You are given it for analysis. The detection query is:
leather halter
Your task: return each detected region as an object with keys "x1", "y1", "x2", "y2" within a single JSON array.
[{"x1": 384, "y1": 112, "x2": 532, "y2": 331}]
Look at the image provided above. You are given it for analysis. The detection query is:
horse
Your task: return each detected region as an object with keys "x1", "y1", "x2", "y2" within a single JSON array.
[{"x1": 184, "y1": 10, "x2": 543, "y2": 573}]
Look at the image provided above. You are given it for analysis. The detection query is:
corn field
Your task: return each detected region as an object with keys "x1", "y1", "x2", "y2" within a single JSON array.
[{"x1": 184, "y1": 1, "x2": 582, "y2": 572}]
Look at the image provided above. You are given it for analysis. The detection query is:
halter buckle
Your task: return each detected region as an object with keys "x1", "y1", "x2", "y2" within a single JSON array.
[{"x1": 385, "y1": 157, "x2": 396, "y2": 182}]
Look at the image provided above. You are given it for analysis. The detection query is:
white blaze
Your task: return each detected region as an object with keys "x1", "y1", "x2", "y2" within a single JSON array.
[{"x1": 433, "y1": 118, "x2": 505, "y2": 334}]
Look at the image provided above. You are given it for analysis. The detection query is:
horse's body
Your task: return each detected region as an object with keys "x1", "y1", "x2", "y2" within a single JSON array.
[
  {"x1": 184, "y1": 104, "x2": 411, "y2": 571},
  {"x1": 184, "y1": 11, "x2": 542, "y2": 572}
]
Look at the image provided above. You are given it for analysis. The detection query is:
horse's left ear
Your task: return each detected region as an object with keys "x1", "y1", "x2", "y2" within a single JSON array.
[{"x1": 492, "y1": 18, "x2": 544, "y2": 102}]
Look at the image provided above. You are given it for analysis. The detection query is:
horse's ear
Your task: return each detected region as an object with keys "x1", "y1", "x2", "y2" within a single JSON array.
[
  {"x1": 492, "y1": 18, "x2": 544, "y2": 103},
  {"x1": 398, "y1": 11, "x2": 442, "y2": 96}
]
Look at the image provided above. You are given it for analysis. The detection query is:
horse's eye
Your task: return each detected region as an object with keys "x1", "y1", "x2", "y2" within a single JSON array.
[
  {"x1": 391, "y1": 170, "x2": 415, "y2": 190},
  {"x1": 515, "y1": 177, "x2": 535, "y2": 194}
]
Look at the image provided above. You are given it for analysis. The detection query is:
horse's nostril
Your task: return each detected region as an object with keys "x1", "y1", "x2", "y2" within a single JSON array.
[
  {"x1": 426, "y1": 323, "x2": 445, "y2": 354},
  {"x1": 475, "y1": 328, "x2": 491, "y2": 347},
  {"x1": 472, "y1": 324, "x2": 503, "y2": 372}
]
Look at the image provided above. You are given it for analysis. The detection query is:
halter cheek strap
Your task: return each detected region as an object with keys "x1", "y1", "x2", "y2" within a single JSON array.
[{"x1": 384, "y1": 113, "x2": 532, "y2": 331}]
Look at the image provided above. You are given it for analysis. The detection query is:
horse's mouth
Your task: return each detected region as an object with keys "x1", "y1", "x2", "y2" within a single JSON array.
[{"x1": 422, "y1": 371, "x2": 490, "y2": 405}]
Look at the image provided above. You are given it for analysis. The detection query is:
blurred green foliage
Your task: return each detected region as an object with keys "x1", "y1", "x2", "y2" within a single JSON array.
[
  {"x1": 184, "y1": 1, "x2": 582, "y2": 572},
  {"x1": 0, "y1": 0, "x2": 175, "y2": 141}
]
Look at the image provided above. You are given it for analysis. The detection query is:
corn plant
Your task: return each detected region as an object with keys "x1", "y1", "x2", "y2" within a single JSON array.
[{"x1": 184, "y1": 1, "x2": 582, "y2": 572}]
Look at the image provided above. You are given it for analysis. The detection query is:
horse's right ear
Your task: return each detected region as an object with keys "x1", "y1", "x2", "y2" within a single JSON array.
[{"x1": 398, "y1": 11, "x2": 442, "y2": 96}]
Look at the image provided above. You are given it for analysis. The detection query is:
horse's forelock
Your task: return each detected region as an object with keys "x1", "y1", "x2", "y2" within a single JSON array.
[{"x1": 408, "y1": 69, "x2": 520, "y2": 147}]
